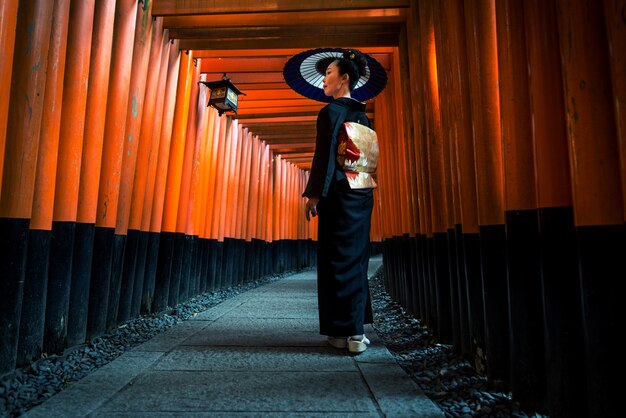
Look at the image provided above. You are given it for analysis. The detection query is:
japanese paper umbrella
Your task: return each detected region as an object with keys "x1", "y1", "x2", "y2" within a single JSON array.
[{"x1": 283, "y1": 48, "x2": 388, "y2": 103}]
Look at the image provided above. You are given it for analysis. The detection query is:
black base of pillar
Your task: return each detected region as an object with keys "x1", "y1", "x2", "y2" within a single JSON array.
[
  {"x1": 506, "y1": 209, "x2": 546, "y2": 410},
  {"x1": 17, "y1": 229, "x2": 51, "y2": 365},
  {"x1": 479, "y1": 224, "x2": 509, "y2": 383},
  {"x1": 0, "y1": 218, "x2": 28, "y2": 374},
  {"x1": 539, "y1": 207, "x2": 588, "y2": 418},
  {"x1": 44, "y1": 221, "x2": 76, "y2": 354},
  {"x1": 87, "y1": 227, "x2": 115, "y2": 340},
  {"x1": 577, "y1": 223, "x2": 625, "y2": 418},
  {"x1": 67, "y1": 222, "x2": 94, "y2": 346}
]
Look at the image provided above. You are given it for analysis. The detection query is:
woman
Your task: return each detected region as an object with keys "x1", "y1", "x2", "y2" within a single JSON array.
[{"x1": 302, "y1": 49, "x2": 375, "y2": 354}]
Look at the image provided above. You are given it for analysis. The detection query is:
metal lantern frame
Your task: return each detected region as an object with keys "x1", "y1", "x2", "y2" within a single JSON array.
[{"x1": 200, "y1": 73, "x2": 246, "y2": 116}]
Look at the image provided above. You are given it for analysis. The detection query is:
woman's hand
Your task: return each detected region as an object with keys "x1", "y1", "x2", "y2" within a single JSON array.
[{"x1": 305, "y1": 197, "x2": 320, "y2": 221}]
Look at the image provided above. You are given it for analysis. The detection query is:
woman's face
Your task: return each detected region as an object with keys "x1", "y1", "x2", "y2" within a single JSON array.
[{"x1": 323, "y1": 61, "x2": 348, "y2": 98}]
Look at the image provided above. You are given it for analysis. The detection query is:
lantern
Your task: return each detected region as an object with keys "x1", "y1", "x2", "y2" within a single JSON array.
[{"x1": 200, "y1": 73, "x2": 245, "y2": 116}]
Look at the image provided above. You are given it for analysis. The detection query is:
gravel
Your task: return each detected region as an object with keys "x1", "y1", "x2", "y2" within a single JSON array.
[
  {"x1": 2, "y1": 265, "x2": 550, "y2": 418},
  {"x1": 369, "y1": 266, "x2": 549, "y2": 418}
]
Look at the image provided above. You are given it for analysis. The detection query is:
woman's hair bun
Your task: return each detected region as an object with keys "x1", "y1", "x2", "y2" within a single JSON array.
[{"x1": 342, "y1": 49, "x2": 367, "y2": 78}]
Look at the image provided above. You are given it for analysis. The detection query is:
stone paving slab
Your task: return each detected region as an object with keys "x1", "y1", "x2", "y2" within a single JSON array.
[
  {"x1": 23, "y1": 351, "x2": 164, "y2": 418},
  {"x1": 25, "y1": 256, "x2": 444, "y2": 418},
  {"x1": 153, "y1": 346, "x2": 356, "y2": 372},
  {"x1": 94, "y1": 370, "x2": 379, "y2": 414}
]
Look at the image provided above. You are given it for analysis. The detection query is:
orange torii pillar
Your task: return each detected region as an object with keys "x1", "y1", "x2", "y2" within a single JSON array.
[
  {"x1": 401, "y1": 10, "x2": 425, "y2": 320},
  {"x1": 245, "y1": 135, "x2": 262, "y2": 281},
  {"x1": 148, "y1": 41, "x2": 181, "y2": 313},
  {"x1": 418, "y1": 0, "x2": 454, "y2": 344},
  {"x1": 258, "y1": 143, "x2": 272, "y2": 277},
  {"x1": 604, "y1": 1, "x2": 626, "y2": 220},
  {"x1": 0, "y1": 0, "x2": 53, "y2": 373},
  {"x1": 238, "y1": 130, "x2": 254, "y2": 283},
  {"x1": 46, "y1": 0, "x2": 94, "y2": 354},
  {"x1": 68, "y1": 0, "x2": 116, "y2": 347},
  {"x1": 464, "y1": 0, "x2": 509, "y2": 382},
  {"x1": 556, "y1": 0, "x2": 626, "y2": 415},
  {"x1": 168, "y1": 54, "x2": 199, "y2": 306},
  {"x1": 213, "y1": 116, "x2": 233, "y2": 289},
  {"x1": 221, "y1": 118, "x2": 241, "y2": 288},
  {"x1": 404, "y1": 5, "x2": 433, "y2": 324},
  {"x1": 389, "y1": 49, "x2": 414, "y2": 314},
  {"x1": 113, "y1": 2, "x2": 154, "y2": 326},
  {"x1": 273, "y1": 155, "x2": 282, "y2": 270},
  {"x1": 17, "y1": 0, "x2": 71, "y2": 366},
  {"x1": 437, "y1": 0, "x2": 482, "y2": 362},
  {"x1": 230, "y1": 122, "x2": 247, "y2": 283},
  {"x1": 524, "y1": 1, "x2": 585, "y2": 416},
  {"x1": 196, "y1": 104, "x2": 217, "y2": 293},
  {"x1": 170, "y1": 60, "x2": 201, "y2": 306},
  {"x1": 375, "y1": 89, "x2": 400, "y2": 303},
  {"x1": 129, "y1": 21, "x2": 169, "y2": 315},
  {"x1": 0, "y1": 0, "x2": 18, "y2": 196},
  {"x1": 155, "y1": 47, "x2": 192, "y2": 309},
  {"x1": 202, "y1": 109, "x2": 222, "y2": 292},
  {"x1": 235, "y1": 128, "x2": 253, "y2": 286},
  {"x1": 183, "y1": 73, "x2": 210, "y2": 296},
  {"x1": 495, "y1": 0, "x2": 545, "y2": 408},
  {"x1": 88, "y1": 0, "x2": 138, "y2": 339},
  {"x1": 433, "y1": 0, "x2": 466, "y2": 354}
]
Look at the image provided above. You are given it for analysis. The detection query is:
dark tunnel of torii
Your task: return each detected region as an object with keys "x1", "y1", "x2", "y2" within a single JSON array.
[{"x1": 0, "y1": 1, "x2": 625, "y2": 417}]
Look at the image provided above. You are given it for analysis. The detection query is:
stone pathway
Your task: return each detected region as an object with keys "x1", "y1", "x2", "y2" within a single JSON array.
[{"x1": 24, "y1": 259, "x2": 444, "y2": 417}]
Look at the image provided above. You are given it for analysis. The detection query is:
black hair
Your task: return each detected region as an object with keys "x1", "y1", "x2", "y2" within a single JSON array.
[{"x1": 333, "y1": 49, "x2": 368, "y2": 92}]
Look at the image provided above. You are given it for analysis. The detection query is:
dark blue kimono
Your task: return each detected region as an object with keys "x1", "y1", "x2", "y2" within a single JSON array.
[{"x1": 303, "y1": 97, "x2": 374, "y2": 336}]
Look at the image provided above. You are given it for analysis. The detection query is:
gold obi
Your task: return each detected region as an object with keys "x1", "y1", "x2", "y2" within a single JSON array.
[{"x1": 337, "y1": 122, "x2": 379, "y2": 189}]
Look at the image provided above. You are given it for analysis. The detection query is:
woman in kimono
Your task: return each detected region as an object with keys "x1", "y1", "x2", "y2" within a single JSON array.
[{"x1": 302, "y1": 49, "x2": 374, "y2": 354}]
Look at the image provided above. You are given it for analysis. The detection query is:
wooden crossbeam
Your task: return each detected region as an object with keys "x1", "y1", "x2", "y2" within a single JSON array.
[{"x1": 153, "y1": 0, "x2": 411, "y2": 16}]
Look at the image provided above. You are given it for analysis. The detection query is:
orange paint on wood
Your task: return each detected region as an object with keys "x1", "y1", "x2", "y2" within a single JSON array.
[
  {"x1": 184, "y1": 68, "x2": 208, "y2": 236},
  {"x1": 95, "y1": 0, "x2": 138, "y2": 228},
  {"x1": 419, "y1": 1, "x2": 449, "y2": 234},
  {"x1": 197, "y1": 103, "x2": 216, "y2": 238},
  {"x1": 116, "y1": 1, "x2": 154, "y2": 235},
  {"x1": 218, "y1": 118, "x2": 235, "y2": 240},
  {"x1": 405, "y1": 4, "x2": 427, "y2": 237},
  {"x1": 440, "y1": 0, "x2": 479, "y2": 233},
  {"x1": 397, "y1": 28, "x2": 420, "y2": 235},
  {"x1": 224, "y1": 122, "x2": 242, "y2": 238},
  {"x1": 232, "y1": 126, "x2": 246, "y2": 239},
  {"x1": 76, "y1": 0, "x2": 116, "y2": 224},
  {"x1": 212, "y1": 116, "x2": 230, "y2": 241},
  {"x1": 149, "y1": 42, "x2": 181, "y2": 233},
  {"x1": 130, "y1": 18, "x2": 165, "y2": 231},
  {"x1": 464, "y1": 0, "x2": 504, "y2": 226},
  {"x1": 495, "y1": 0, "x2": 537, "y2": 212},
  {"x1": 160, "y1": 49, "x2": 192, "y2": 232},
  {"x1": 234, "y1": 128, "x2": 249, "y2": 239},
  {"x1": 203, "y1": 110, "x2": 221, "y2": 239},
  {"x1": 433, "y1": 0, "x2": 460, "y2": 228},
  {"x1": 257, "y1": 144, "x2": 269, "y2": 241},
  {"x1": 524, "y1": 0, "x2": 571, "y2": 211},
  {"x1": 54, "y1": 0, "x2": 96, "y2": 223},
  {"x1": 174, "y1": 56, "x2": 200, "y2": 234},
  {"x1": 30, "y1": 0, "x2": 71, "y2": 231},
  {"x1": 265, "y1": 148, "x2": 274, "y2": 242},
  {"x1": 245, "y1": 136, "x2": 261, "y2": 241},
  {"x1": 0, "y1": 0, "x2": 54, "y2": 219},
  {"x1": 141, "y1": 32, "x2": 171, "y2": 232},
  {"x1": 238, "y1": 131, "x2": 253, "y2": 239},
  {"x1": 556, "y1": 0, "x2": 623, "y2": 226},
  {"x1": 274, "y1": 157, "x2": 282, "y2": 240},
  {"x1": 0, "y1": 0, "x2": 19, "y2": 198},
  {"x1": 603, "y1": 0, "x2": 626, "y2": 221}
]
